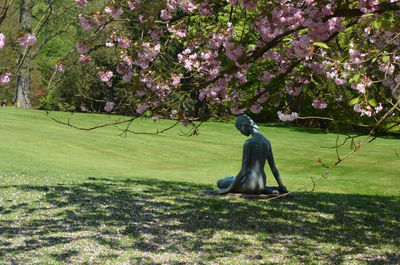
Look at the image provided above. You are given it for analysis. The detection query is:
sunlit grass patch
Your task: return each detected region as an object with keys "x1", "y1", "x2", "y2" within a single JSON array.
[{"x1": 0, "y1": 108, "x2": 399, "y2": 264}]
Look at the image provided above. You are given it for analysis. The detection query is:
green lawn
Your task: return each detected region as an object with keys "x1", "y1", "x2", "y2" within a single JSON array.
[{"x1": 0, "y1": 108, "x2": 399, "y2": 264}]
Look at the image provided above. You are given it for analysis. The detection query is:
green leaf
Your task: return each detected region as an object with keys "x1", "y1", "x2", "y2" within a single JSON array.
[
  {"x1": 313, "y1": 42, "x2": 329, "y2": 49},
  {"x1": 373, "y1": 20, "x2": 381, "y2": 30},
  {"x1": 349, "y1": 97, "x2": 360, "y2": 106},
  {"x1": 368, "y1": 99, "x2": 377, "y2": 107},
  {"x1": 382, "y1": 55, "x2": 389, "y2": 63},
  {"x1": 353, "y1": 73, "x2": 361, "y2": 83},
  {"x1": 382, "y1": 12, "x2": 394, "y2": 22},
  {"x1": 371, "y1": 57, "x2": 377, "y2": 63}
]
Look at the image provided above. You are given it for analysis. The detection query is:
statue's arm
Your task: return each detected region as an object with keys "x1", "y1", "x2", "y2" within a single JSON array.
[
  {"x1": 267, "y1": 149, "x2": 288, "y2": 193},
  {"x1": 214, "y1": 142, "x2": 249, "y2": 195}
]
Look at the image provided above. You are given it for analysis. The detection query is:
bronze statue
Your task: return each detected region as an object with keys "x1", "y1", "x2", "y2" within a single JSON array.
[{"x1": 214, "y1": 114, "x2": 288, "y2": 195}]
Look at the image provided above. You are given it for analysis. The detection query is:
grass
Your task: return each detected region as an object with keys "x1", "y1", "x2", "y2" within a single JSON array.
[{"x1": 0, "y1": 108, "x2": 399, "y2": 264}]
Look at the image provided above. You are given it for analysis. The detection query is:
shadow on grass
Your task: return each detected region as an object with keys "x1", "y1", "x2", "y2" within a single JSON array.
[{"x1": 0, "y1": 177, "x2": 399, "y2": 264}]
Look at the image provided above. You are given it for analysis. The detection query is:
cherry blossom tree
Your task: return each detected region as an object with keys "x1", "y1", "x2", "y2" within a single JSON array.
[
  {"x1": 51, "y1": 0, "x2": 398, "y2": 132},
  {"x1": 1, "y1": 0, "x2": 400, "y2": 131}
]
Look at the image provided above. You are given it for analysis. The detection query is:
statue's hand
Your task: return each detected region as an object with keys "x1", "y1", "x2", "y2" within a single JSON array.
[{"x1": 278, "y1": 186, "x2": 288, "y2": 194}]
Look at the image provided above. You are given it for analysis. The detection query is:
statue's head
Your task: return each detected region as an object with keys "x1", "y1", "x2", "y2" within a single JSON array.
[{"x1": 235, "y1": 114, "x2": 259, "y2": 136}]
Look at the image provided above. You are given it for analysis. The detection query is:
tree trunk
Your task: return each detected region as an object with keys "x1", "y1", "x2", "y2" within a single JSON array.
[{"x1": 14, "y1": 0, "x2": 33, "y2": 109}]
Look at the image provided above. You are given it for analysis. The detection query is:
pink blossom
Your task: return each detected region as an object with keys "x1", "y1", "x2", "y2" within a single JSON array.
[
  {"x1": 105, "y1": 6, "x2": 124, "y2": 19},
  {"x1": 123, "y1": 72, "x2": 133, "y2": 81},
  {"x1": 152, "y1": 115, "x2": 159, "y2": 120},
  {"x1": 198, "y1": 2, "x2": 212, "y2": 16},
  {"x1": 250, "y1": 104, "x2": 263, "y2": 113},
  {"x1": 136, "y1": 90, "x2": 146, "y2": 97},
  {"x1": 375, "y1": 103, "x2": 383, "y2": 113},
  {"x1": 105, "y1": 40, "x2": 115, "y2": 47},
  {"x1": 257, "y1": 92, "x2": 269, "y2": 104},
  {"x1": 178, "y1": 0, "x2": 196, "y2": 12},
  {"x1": 80, "y1": 54, "x2": 91, "y2": 64},
  {"x1": 182, "y1": 120, "x2": 192, "y2": 127},
  {"x1": 98, "y1": 69, "x2": 113, "y2": 82},
  {"x1": 117, "y1": 36, "x2": 131, "y2": 48},
  {"x1": 136, "y1": 103, "x2": 149, "y2": 114},
  {"x1": 277, "y1": 111, "x2": 298, "y2": 122},
  {"x1": 242, "y1": 0, "x2": 257, "y2": 10},
  {"x1": 76, "y1": 42, "x2": 89, "y2": 53},
  {"x1": 0, "y1": 33, "x2": 5, "y2": 49},
  {"x1": 168, "y1": 25, "x2": 187, "y2": 38},
  {"x1": 75, "y1": 0, "x2": 87, "y2": 7},
  {"x1": 258, "y1": 71, "x2": 274, "y2": 85},
  {"x1": 160, "y1": 9, "x2": 173, "y2": 20},
  {"x1": 128, "y1": 0, "x2": 141, "y2": 10},
  {"x1": 78, "y1": 14, "x2": 95, "y2": 30},
  {"x1": 227, "y1": 0, "x2": 240, "y2": 6},
  {"x1": 291, "y1": 35, "x2": 310, "y2": 58},
  {"x1": 104, "y1": 101, "x2": 114, "y2": 112},
  {"x1": 231, "y1": 107, "x2": 245, "y2": 115},
  {"x1": 0, "y1": 72, "x2": 11, "y2": 84},
  {"x1": 335, "y1": 78, "x2": 346, "y2": 85},
  {"x1": 18, "y1": 33, "x2": 36, "y2": 46},
  {"x1": 55, "y1": 63, "x2": 65, "y2": 72},
  {"x1": 171, "y1": 74, "x2": 182, "y2": 86},
  {"x1": 358, "y1": 0, "x2": 379, "y2": 13},
  {"x1": 93, "y1": 11, "x2": 106, "y2": 25},
  {"x1": 312, "y1": 99, "x2": 328, "y2": 109},
  {"x1": 349, "y1": 48, "x2": 365, "y2": 64},
  {"x1": 352, "y1": 82, "x2": 366, "y2": 93},
  {"x1": 353, "y1": 104, "x2": 362, "y2": 113}
]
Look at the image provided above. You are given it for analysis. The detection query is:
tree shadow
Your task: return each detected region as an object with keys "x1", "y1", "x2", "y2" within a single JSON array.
[{"x1": 0, "y1": 177, "x2": 399, "y2": 264}]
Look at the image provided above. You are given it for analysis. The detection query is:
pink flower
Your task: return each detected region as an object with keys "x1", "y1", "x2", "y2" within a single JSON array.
[
  {"x1": 18, "y1": 33, "x2": 36, "y2": 46},
  {"x1": 171, "y1": 74, "x2": 182, "y2": 86},
  {"x1": 98, "y1": 69, "x2": 113, "y2": 82},
  {"x1": 105, "y1": 6, "x2": 123, "y2": 19},
  {"x1": 160, "y1": 9, "x2": 173, "y2": 20},
  {"x1": 0, "y1": 33, "x2": 5, "y2": 49},
  {"x1": 353, "y1": 104, "x2": 362, "y2": 113},
  {"x1": 55, "y1": 63, "x2": 65, "y2": 72},
  {"x1": 75, "y1": 0, "x2": 87, "y2": 7},
  {"x1": 78, "y1": 14, "x2": 95, "y2": 30},
  {"x1": 136, "y1": 90, "x2": 146, "y2": 97},
  {"x1": 76, "y1": 42, "x2": 89, "y2": 53},
  {"x1": 277, "y1": 111, "x2": 298, "y2": 122},
  {"x1": 182, "y1": 120, "x2": 192, "y2": 127},
  {"x1": 80, "y1": 54, "x2": 91, "y2": 64},
  {"x1": 375, "y1": 103, "x2": 383, "y2": 113},
  {"x1": 128, "y1": 0, "x2": 141, "y2": 10},
  {"x1": 335, "y1": 78, "x2": 346, "y2": 85},
  {"x1": 250, "y1": 104, "x2": 263, "y2": 113},
  {"x1": 231, "y1": 107, "x2": 245, "y2": 115},
  {"x1": 0, "y1": 72, "x2": 12, "y2": 84},
  {"x1": 104, "y1": 101, "x2": 114, "y2": 112},
  {"x1": 136, "y1": 103, "x2": 149, "y2": 114},
  {"x1": 117, "y1": 36, "x2": 130, "y2": 48},
  {"x1": 242, "y1": 0, "x2": 257, "y2": 10},
  {"x1": 312, "y1": 99, "x2": 328, "y2": 109},
  {"x1": 123, "y1": 72, "x2": 132, "y2": 81},
  {"x1": 227, "y1": 0, "x2": 240, "y2": 6},
  {"x1": 198, "y1": 2, "x2": 212, "y2": 16}
]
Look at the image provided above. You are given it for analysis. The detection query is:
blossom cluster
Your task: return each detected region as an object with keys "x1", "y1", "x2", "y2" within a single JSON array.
[{"x1": 65, "y1": 0, "x2": 400, "y2": 123}]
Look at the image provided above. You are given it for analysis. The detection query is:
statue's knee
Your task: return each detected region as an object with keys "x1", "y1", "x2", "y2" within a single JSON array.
[
  {"x1": 217, "y1": 179, "x2": 224, "y2": 189},
  {"x1": 217, "y1": 179, "x2": 230, "y2": 189}
]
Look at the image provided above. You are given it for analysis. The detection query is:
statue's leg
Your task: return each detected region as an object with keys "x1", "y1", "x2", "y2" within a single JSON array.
[{"x1": 217, "y1": 176, "x2": 234, "y2": 189}]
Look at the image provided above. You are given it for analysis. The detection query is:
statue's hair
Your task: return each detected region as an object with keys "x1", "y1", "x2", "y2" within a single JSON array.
[{"x1": 235, "y1": 114, "x2": 259, "y2": 130}]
